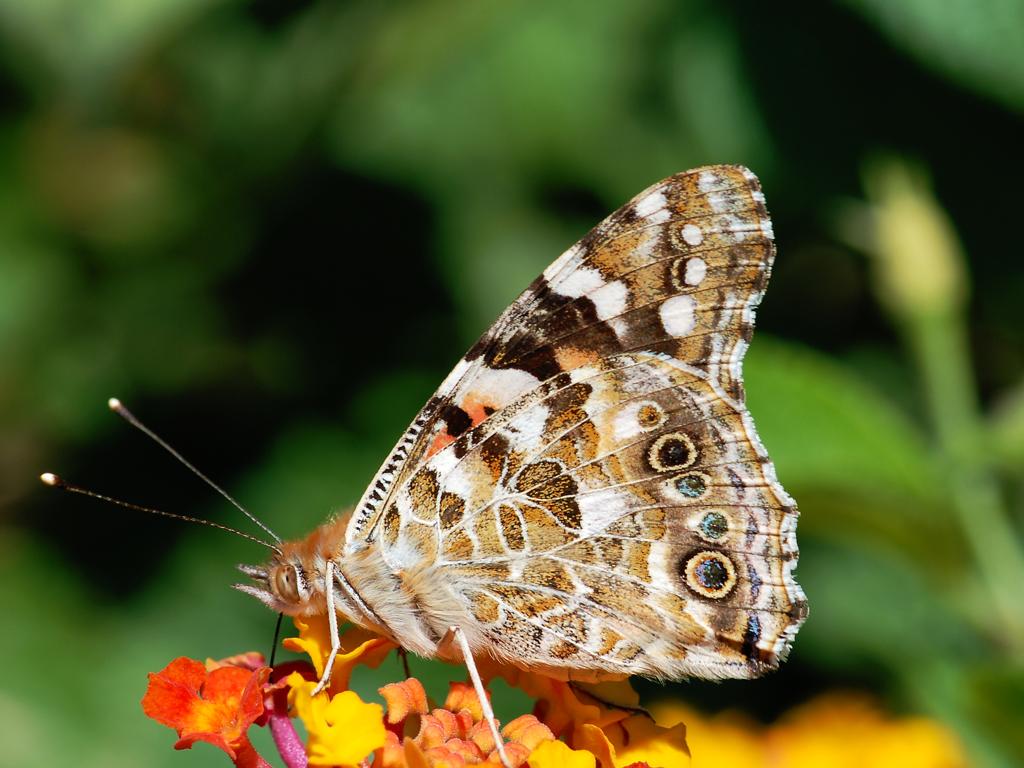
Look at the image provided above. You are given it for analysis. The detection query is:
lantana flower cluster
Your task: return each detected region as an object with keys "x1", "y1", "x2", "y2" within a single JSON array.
[
  {"x1": 142, "y1": 614, "x2": 690, "y2": 768},
  {"x1": 143, "y1": 615, "x2": 969, "y2": 767}
]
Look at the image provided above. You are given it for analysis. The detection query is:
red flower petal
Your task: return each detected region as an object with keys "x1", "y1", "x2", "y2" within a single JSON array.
[
  {"x1": 142, "y1": 657, "x2": 210, "y2": 730},
  {"x1": 142, "y1": 656, "x2": 271, "y2": 766}
]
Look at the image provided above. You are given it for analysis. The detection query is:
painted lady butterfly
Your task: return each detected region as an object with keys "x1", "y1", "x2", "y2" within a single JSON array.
[{"x1": 238, "y1": 165, "x2": 808, "y2": 742}]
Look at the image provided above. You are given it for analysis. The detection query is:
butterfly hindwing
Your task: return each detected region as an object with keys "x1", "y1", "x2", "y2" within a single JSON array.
[{"x1": 383, "y1": 352, "x2": 803, "y2": 679}]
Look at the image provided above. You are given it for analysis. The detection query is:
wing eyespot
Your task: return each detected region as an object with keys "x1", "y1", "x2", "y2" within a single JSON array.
[
  {"x1": 682, "y1": 550, "x2": 737, "y2": 599},
  {"x1": 647, "y1": 432, "x2": 697, "y2": 472},
  {"x1": 636, "y1": 402, "x2": 667, "y2": 430},
  {"x1": 696, "y1": 510, "x2": 730, "y2": 542},
  {"x1": 670, "y1": 470, "x2": 711, "y2": 501}
]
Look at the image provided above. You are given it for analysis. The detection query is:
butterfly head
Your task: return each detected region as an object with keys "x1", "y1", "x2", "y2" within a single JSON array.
[
  {"x1": 234, "y1": 515, "x2": 351, "y2": 616},
  {"x1": 235, "y1": 555, "x2": 314, "y2": 614}
]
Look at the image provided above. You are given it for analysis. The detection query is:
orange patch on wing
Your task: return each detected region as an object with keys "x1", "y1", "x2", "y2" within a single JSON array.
[
  {"x1": 427, "y1": 431, "x2": 455, "y2": 458},
  {"x1": 426, "y1": 396, "x2": 497, "y2": 459},
  {"x1": 554, "y1": 345, "x2": 600, "y2": 371}
]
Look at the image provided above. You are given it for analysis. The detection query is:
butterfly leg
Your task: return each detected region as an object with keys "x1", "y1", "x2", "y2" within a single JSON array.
[
  {"x1": 311, "y1": 561, "x2": 342, "y2": 696},
  {"x1": 446, "y1": 625, "x2": 510, "y2": 768}
]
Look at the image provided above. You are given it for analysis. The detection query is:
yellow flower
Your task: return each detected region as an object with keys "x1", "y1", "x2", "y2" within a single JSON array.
[
  {"x1": 770, "y1": 694, "x2": 967, "y2": 768},
  {"x1": 649, "y1": 704, "x2": 762, "y2": 768},
  {"x1": 283, "y1": 613, "x2": 397, "y2": 693},
  {"x1": 651, "y1": 693, "x2": 969, "y2": 768},
  {"x1": 287, "y1": 672, "x2": 387, "y2": 766},
  {"x1": 577, "y1": 713, "x2": 690, "y2": 768},
  {"x1": 527, "y1": 739, "x2": 596, "y2": 768}
]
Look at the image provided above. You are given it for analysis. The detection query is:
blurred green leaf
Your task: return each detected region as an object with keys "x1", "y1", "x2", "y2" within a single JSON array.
[
  {"x1": 744, "y1": 337, "x2": 965, "y2": 568},
  {"x1": 840, "y1": 0, "x2": 1024, "y2": 112},
  {"x1": 0, "y1": 0, "x2": 224, "y2": 94},
  {"x1": 667, "y1": 10, "x2": 774, "y2": 171},
  {"x1": 991, "y1": 380, "x2": 1024, "y2": 470},
  {"x1": 332, "y1": 1, "x2": 676, "y2": 181},
  {"x1": 797, "y1": 541, "x2": 979, "y2": 669}
]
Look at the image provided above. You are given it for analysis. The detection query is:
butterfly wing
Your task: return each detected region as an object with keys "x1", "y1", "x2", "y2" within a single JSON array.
[{"x1": 350, "y1": 165, "x2": 806, "y2": 679}]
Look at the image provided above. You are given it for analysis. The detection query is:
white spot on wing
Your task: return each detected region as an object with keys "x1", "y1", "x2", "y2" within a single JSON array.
[
  {"x1": 611, "y1": 403, "x2": 642, "y2": 442},
  {"x1": 659, "y1": 295, "x2": 697, "y2": 336},
  {"x1": 465, "y1": 366, "x2": 541, "y2": 409},
  {"x1": 608, "y1": 400, "x2": 664, "y2": 443},
  {"x1": 589, "y1": 279, "x2": 628, "y2": 320},
  {"x1": 577, "y1": 488, "x2": 631, "y2": 535},
  {"x1": 681, "y1": 224, "x2": 703, "y2": 246},
  {"x1": 435, "y1": 459, "x2": 477, "y2": 503},
  {"x1": 507, "y1": 404, "x2": 550, "y2": 454},
  {"x1": 698, "y1": 170, "x2": 719, "y2": 192},
  {"x1": 634, "y1": 190, "x2": 666, "y2": 218},
  {"x1": 438, "y1": 358, "x2": 471, "y2": 396},
  {"x1": 553, "y1": 265, "x2": 604, "y2": 298},
  {"x1": 429, "y1": 447, "x2": 459, "y2": 476},
  {"x1": 684, "y1": 257, "x2": 707, "y2": 286},
  {"x1": 607, "y1": 315, "x2": 630, "y2": 341}
]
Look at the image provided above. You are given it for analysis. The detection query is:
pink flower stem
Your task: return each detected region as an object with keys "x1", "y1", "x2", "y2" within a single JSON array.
[
  {"x1": 269, "y1": 710, "x2": 308, "y2": 768},
  {"x1": 267, "y1": 661, "x2": 314, "y2": 768}
]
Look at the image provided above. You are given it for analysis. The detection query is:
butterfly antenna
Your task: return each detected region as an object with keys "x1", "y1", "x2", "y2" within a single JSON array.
[
  {"x1": 40, "y1": 472, "x2": 281, "y2": 552},
  {"x1": 108, "y1": 397, "x2": 281, "y2": 544}
]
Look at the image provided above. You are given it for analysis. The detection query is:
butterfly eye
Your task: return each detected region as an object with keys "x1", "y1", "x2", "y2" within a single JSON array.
[{"x1": 273, "y1": 564, "x2": 302, "y2": 603}]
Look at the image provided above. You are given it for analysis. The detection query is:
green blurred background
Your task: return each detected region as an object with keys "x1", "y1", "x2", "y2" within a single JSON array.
[{"x1": 2, "y1": 1, "x2": 1023, "y2": 766}]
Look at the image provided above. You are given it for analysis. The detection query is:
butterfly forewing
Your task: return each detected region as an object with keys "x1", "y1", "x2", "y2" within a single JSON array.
[{"x1": 346, "y1": 164, "x2": 806, "y2": 681}]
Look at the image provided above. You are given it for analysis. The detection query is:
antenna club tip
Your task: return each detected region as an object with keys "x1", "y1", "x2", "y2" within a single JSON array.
[
  {"x1": 108, "y1": 397, "x2": 122, "y2": 411},
  {"x1": 40, "y1": 472, "x2": 62, "y2": 487}
]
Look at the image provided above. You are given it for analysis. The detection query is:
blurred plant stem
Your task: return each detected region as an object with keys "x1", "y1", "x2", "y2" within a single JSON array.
[{"x1": 863, "y1": 158, "x2": 1024, "y2": 653}]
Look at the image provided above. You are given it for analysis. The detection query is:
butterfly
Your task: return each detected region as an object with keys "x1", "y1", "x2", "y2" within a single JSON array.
[{"x1": 237, "y1": 165, "x2": 807, "y2": 753}]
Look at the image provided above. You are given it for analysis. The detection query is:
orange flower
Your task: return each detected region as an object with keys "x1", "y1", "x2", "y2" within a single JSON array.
[
  {"x1": 142, "y1": 656, "x2": 272, "y2": 768},
  {"x1": 483, "y1": 664, "x2": 635, "y2": 738},
  {"x1": 377, "y1": 677, "x2": 556, "y2": 768},
  {"x1": 482, "y1": 663, "x2": 689, "y2": 767}
]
